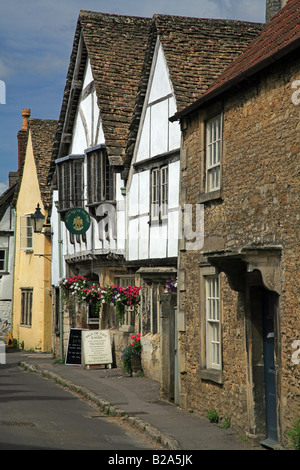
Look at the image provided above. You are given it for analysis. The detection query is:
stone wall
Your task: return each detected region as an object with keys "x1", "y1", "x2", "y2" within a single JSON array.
[
  {"x1": 178, "y1": 51, "x2": 300, "y2": 445},
  {"x1": 0, "y1": 301, "x2": 12, "y2": 342}
]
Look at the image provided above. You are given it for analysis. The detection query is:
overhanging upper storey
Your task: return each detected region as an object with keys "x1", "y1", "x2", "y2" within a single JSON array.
[{"x1": 48, "y1": 10, "x2": 152, "y2": 186}]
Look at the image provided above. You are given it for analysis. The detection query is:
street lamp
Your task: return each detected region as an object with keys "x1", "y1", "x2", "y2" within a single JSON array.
[{"x1": 31, "y1": 203, "x2": 45, "y2": 233}]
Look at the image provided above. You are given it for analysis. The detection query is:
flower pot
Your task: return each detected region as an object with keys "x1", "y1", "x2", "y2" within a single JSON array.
[{"x1": 130, "y1": 354, "x2": 142, "y2": 373}]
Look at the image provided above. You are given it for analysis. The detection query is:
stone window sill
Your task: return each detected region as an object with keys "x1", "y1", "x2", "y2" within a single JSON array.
[
  {"x1": 198, "y1": 368, "x2": 224, "y2": 384},
  {"x1": 198, "y1": 189, "x2": 222, "y2": 204}
]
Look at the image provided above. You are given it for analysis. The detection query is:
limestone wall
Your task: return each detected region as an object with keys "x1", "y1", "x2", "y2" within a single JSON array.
[{"x1": 178, "y1": 51, "x2": 300, "y2": 444}]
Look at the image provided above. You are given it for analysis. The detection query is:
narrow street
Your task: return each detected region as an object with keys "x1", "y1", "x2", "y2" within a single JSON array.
[{"x1": 0, "y1": 358, "x2": 160, "y2": 450}]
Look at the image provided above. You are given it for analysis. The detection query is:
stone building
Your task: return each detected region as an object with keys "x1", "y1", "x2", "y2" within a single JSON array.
[{"x1": 171, "y1": 0, "x2": 300, "y2": 449}]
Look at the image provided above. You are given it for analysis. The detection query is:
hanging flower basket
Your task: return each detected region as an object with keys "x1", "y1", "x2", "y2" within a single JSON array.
[{"x1": 59, "y1": 277, "x2": 141, "y2": 325}]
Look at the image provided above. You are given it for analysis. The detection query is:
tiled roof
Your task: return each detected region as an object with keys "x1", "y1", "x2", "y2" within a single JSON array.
[
  {"x1": 0, "y1": 183, "x2": 16, "y2": 221},
  {"x1": 125, "y1": 15, "x2": 263, "y2": 166},
  {"x1": 14, "y1": 119, "x2": 57, "y2": 209},
  {"x1": 155, "y1": 15, "x2": 263, "y2": 111},
  {"x1": 51, "y1": 11, "x2": 263, "y2": 174},
  {"x1": 172, "y1": 0, "x2": 300, "y2": 120},
  {"x1": 51, "y1": 11, "x2": 152, "y2": 170}
]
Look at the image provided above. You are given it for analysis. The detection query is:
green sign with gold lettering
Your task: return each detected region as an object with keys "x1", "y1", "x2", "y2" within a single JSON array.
[{"x1": 65, "y1": 208, "x2": 91, "y2": 235}]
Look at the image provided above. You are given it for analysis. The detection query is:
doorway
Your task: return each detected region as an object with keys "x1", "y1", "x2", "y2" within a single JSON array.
[{"x1": 249, "y1": 285, "x2": 279, "y2": 447}]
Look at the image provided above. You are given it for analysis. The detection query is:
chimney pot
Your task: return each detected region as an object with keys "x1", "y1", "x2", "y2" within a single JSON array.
[{"x1": 22, "y1": 108, "x2": 31, "y2": 130}]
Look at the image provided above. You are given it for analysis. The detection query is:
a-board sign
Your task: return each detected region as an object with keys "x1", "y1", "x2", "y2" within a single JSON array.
[
  {"x1": 81, "y1": 329, "x2": 112, "y2": 367},
  {"x1": 65, "y1": 328, "x2": 87, "y2": 365}
]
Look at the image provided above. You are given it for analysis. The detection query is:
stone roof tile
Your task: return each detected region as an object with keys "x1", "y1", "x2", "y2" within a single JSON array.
[
  {"x1": 14, "y1": 119, "x2": 57, "y2": 209},
  {"x1": 172, "y1": 0, "x2": 300, "y2": 120}
]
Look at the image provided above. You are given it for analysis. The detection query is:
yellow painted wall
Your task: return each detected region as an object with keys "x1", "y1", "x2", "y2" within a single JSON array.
[{"x1": 12, "y1": 131, "x2": 52, "y2": 352}]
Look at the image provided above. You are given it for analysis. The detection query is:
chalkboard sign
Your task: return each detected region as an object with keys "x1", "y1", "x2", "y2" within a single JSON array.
[{"x1": 65, "y1": 328, "x2": 87, "y2": 365}]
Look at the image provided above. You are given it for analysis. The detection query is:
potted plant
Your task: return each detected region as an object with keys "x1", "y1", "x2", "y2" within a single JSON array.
[{"x1": 121, "y1": 333, "x2": 142, "y2": 375}]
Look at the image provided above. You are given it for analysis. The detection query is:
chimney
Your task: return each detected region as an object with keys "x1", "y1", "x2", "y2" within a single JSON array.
[
  {"x1": 266, "y1": 0, "x2": 287, "y2": 23},
  {"x1": 9, "y1": 171, "x2": 18, "y2": 188},
  {"x1": 17, "y1": 108, "x2": 30, "y2": 170}
]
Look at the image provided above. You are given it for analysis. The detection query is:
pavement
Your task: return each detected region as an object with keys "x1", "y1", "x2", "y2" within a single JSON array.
[{"x1": 5, "y1": 349, "x2": 264, "y2": 451}]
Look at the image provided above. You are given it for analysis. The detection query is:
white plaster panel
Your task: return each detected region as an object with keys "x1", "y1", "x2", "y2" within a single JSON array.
[
  {"x1": 82, "y1": 59, "x2": 94, "y2": 89},
  {"x1": 50, "y1": 194, "x2": 60, "y2": 285},
  {"x1": 117, "y1": 209, "x2": 125, "y2": 251},
  {"x1": 168, "y1": 97, "x2": 181, "y2": 150},
  {"x1": 80, "y1": 95, "x2": 92, "y2": 146},
  {"x1": 149, "y1": 224, "x2": 167, "y2": 259},
  {"x1": 136, "y1": 107, "x2": 150, "y2": 163},
  {"x1": 128, "y1": 173, "x2": 139, "y2": 217},
  {"x1": 128, "y1": 218, "x2": 139, "y2": 260},
  {"x1": 168, "y1": 160, "x2": 180, "y2": 209},
  {"x1": 149, "y1": 44, "x2": 172, "y2": 103},
  {"x1": 138, "y1": 216, "x2": 149, "y2": 259},
  {"x1": 150, "y1": 100, "x2": 168, "y2": 157},
  {"x1": 70, "y1": 109, "x2": 88, "y2": 154},
  {"x1": 138, "y1": 170, "x2": 150, "y2": 215}
]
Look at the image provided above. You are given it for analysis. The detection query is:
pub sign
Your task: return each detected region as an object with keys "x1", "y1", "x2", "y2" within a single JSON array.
[{"x1": 65, "y1": 208, "x2": 91, "y2": 235}]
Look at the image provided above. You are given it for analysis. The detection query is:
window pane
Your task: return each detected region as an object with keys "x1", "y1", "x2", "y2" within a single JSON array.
[
  {"x1": 151, "y1": 169, "x2": 159, "y2": 218},
  {"x1": 206, "y1": 115, "x2": 221, "y2": 192},
  {"x1": 73, "y1": 161, "x2": 83, "y2": 207},
  {"x1": 20, "y1": 216, "x2": 33, "y2": 250},
  {"x1": 21, "y1": 289, "x2": 33, "y2": 326},
  {"x1": 161, "y1": 166, "x2": 168, "y2": 217},
  {"x1": 206, "y1": 275, "x2": 220, "y2": 369},
  {"x1": 0, "y1": 250, "x2": 5, "y2": 271}
]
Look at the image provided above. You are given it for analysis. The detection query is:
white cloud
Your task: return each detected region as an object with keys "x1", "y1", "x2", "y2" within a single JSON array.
[{"x1": 0, "y1": 58, "x2": 13, "y2": 80}]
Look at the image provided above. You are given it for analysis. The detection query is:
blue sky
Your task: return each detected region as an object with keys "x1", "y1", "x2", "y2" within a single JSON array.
[{"x1": 0, "y1": 0, "x2": 266, "y2": 194}]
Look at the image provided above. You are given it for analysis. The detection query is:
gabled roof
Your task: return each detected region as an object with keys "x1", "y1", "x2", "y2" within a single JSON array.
[
  {"x1": 13, "y1": 118, "x2": 57, "y2": 209},
  {"x1": 124, "y1": 14, "x2": 263, "y2": 166},
  {"x1": 171, "y1": 0, "x2": 300, "y2": 120},
  {"x1": 50, "y1": 11, "x2": 263, "y2": 176},
  {"x1": 155, "y1": 15, "x2": 263, "y2": 111},
  {"x1": 0, "y1": 183, "x2": 17, "y2": 222},
  {"x1": 50, "y1": 11, "x2": 152, "y2": 174}
]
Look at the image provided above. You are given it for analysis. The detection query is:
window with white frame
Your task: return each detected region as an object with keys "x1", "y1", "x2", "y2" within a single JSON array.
[
  {"x1": 0, "y1": 248, "x2": 7, "y2": 272},
  {"x1": 21, "y1": 288, "x2": 33, "y2": 326},
  {"x1": 150, "y1": 165, "x2": 168, "y2": 221},
  {"x1": 205, "y1": 275, "x2": 221, "y2": 370},
  {"x1": 20, "y1": 216, "x2": 33, "y2": 251},
  {"x1": 87, "y1": 147, "x2": 114, "y2": 205},
  {"x1": 206, "y1": 115, "x2": 221, "y2": 192}
]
